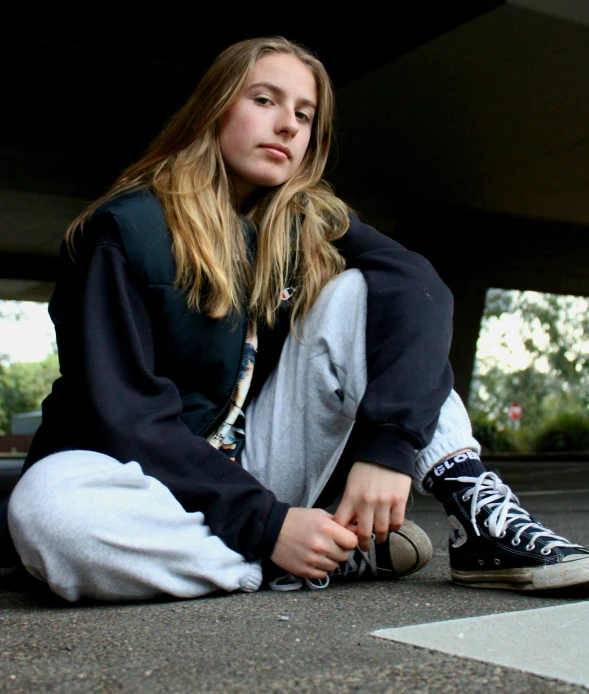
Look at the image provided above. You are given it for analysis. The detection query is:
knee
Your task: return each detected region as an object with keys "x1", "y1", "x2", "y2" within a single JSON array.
[
  {"x1": 8, "y1": 451, "x2": 124, "y2": 552},
  {"x1": 306, "y1": 269, "x2": 367, "y2": 340},
  {"x1": 322, "y1": 269, "x2": 366, "y2": 306},
  {"x1": 8, "y1": 461, "x2": 77, "y2": 551}
]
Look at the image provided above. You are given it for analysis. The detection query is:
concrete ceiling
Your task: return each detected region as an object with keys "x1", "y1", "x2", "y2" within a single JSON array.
[
  {"x1": 332, "y1": 1, "x2": 589, "y2": 227},
  {"x1": 3, "y1": 1, "x2": 589, "y2": 301},
  {"x1": 2, "y1": 3, "x2": 502, "y2": 300}
]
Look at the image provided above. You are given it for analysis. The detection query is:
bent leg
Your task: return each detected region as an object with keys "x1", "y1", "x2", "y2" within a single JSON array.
[
  {"x1": 241, "y1": 269, "x2": 368, "y2": 508},
  {"x1": 8, "y1": 451, "x2": 262, "y2": 602},
  {"x1": 243, "y1": 268, "x2": 479, "y2": 504}
]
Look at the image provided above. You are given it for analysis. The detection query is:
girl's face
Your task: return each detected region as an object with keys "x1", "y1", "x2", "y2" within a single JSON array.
[{"x1": 219, "y1": 53, "x2": 318, "y2": 203}]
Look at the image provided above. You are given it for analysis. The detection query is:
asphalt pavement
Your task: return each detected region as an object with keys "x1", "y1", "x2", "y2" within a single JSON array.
[{"x1": 1, "y1": 460, "x2": 588, "y2": 693}]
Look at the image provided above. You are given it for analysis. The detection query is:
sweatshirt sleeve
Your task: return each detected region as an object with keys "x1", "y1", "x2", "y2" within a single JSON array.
[
  {"x1": 42, "y1": 223, "x2": 288, "y2": 562},
  {"x1": 332, "y1": 214, "x2": 455, "y2": 477}
]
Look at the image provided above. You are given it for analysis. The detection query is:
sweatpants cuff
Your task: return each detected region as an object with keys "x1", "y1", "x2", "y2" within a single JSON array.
[{"x1": 239, "y1": 562, "x2": 263, "y2": 593}]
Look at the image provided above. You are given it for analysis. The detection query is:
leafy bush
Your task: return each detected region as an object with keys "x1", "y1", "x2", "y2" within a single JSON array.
[
  {"x1": 533, "y1": 412, "x2": 589, "y2": 453},
  {"x1": 0, "y1": 353, "x2": 59, "y2": 434},
  {"x1": 470, "y1": 411, "x2": 520, "y2": 454}
]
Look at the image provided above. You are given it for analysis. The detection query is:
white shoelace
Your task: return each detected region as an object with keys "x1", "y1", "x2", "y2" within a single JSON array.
[
  {"x1": 447, "y1": 472, "x2": 582, "y2": 555},
  {"x1": 269, "y1": 540, "x2": 378, "y2": 592}
]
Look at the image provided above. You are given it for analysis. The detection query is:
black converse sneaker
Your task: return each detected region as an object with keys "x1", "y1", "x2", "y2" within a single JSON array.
[
  {"x1": 269, "y1": 520, "x2": 433, "y2": 591},
  {"x1": 439, "y1": 470, "x2": 589, "y2": 591}
]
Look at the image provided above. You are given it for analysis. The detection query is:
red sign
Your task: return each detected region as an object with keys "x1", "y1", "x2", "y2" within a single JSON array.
[{"x1": 508, "y1": 402, "x2": 522, "y2": 421}]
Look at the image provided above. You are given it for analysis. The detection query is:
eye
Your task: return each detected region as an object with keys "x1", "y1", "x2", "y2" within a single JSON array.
[
  {"x1": 296, "y1": 111, "x2": 311, "y2": 123},
  {"x1": 254, "y1": 96, "x2": 272, "y2": 106}
]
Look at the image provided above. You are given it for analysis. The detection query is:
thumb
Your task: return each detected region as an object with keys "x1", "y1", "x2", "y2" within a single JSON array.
[{"x1": 332, "y1": 522, "x2": 358, "y2": 551}]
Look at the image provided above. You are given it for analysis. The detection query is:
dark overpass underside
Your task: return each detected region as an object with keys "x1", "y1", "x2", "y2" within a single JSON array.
[{"x1": 3, "y1": 1, "x2": 589, "y2": 399}]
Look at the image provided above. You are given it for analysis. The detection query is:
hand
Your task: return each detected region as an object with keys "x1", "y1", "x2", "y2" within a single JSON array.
[
  {"x1": 270, "y1": 508, "x2": 358, "y2": 579},
  {"x1": 333, "y1": 461, "x2": 412, "y2": 551}
]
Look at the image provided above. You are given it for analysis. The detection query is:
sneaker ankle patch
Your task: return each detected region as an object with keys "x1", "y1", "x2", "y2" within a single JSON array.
[{"x1": 448, "y1": 515, "x2": 468, "y2": 548}]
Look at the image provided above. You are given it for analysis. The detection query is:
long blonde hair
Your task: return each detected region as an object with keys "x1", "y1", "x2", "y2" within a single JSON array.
[{"x1": 67, "y1": 36, "x2": 349, "y2": 328}]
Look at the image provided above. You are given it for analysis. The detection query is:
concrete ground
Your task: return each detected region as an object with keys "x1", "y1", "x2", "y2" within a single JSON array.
[{"x1": 1, "y1": 460, "x2": 588, "y2": 693}]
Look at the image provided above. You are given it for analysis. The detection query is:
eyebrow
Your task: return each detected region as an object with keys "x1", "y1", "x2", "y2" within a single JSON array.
[{"x1": 248, "y1": 81, "x2": 317, "y2": 110}]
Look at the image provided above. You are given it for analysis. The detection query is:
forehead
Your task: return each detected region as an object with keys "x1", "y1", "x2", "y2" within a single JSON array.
[{"x1": 249, "y1": 53, "x2": 317, "y2": 104}]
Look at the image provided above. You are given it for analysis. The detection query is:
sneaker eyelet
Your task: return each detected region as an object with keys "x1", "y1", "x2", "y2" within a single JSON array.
[
  {"x1": 483, "y1": 519, "x2": 489, "y2": 527},
  {"x1": 494, "y1": 558, "x2": 501, "y2": 565},
  {"x1": 478, "y1": 559, "x2": 484, "y2": 566},
  {"x1": 499, "y1": 531, "x2": 506, "y2": 538},
  {"x1": 525, "y1": 543, "x2": 535, "y2": 551},
  {"x1": 541, "y1": 547, "x2": 551, "y2": 556},
  {"x1": 461, "y1": 494, "x2": 468, "y2": 502},
  {"x1": 511, "y1": 538, "x2": 521, "y2": 547}
]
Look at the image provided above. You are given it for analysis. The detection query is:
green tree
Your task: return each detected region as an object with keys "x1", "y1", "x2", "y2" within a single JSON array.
[
  {"x1": 0, "y1": 352, "x2": 60, "y2": 435},
  {"x1": 469, "y1": 289, "x2": 589, "y2": 440}
]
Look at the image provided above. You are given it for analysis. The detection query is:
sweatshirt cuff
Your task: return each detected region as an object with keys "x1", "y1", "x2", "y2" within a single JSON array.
[
  {"x1": 352, "y1": 426, "x2": 416, "y2": 478},
  {"x1": 254, "y1": 499, "x2": 290, "y2": 560}
]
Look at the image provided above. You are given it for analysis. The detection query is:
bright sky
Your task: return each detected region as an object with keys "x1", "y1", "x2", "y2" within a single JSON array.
[{"x1": 0, "y1": 301, "x2": 56, "y2": 363}]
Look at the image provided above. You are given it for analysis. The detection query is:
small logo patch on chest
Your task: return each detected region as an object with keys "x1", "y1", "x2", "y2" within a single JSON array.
[{"x1": 280, "y1": 287, "x2": 296, "y2": 301}]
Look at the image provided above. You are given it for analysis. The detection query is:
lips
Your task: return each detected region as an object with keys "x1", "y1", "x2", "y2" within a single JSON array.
[{"x1": 260, "y1": 143, "x2": 291, "y2": 159}]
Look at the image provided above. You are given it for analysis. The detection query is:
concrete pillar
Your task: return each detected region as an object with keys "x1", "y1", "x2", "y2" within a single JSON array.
[{"x1": 446, "y1": 282, "x2": 488, "y2": 405}]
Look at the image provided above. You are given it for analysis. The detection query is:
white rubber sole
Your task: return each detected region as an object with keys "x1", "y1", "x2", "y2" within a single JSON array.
[{"x1": 451, "y1": 556, "x2": 589, "y2": 591}]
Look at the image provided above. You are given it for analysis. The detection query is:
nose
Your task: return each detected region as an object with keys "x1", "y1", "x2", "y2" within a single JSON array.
[{"x1": 275, "y1": 108, "x2": 299, "y2": 137}]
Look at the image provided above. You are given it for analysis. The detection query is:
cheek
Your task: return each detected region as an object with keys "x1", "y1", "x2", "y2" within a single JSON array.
[
  {"x1": 220, "y1": 110, "x2": 258, "y2": 155},
  {"x1": 295, "y1": 132, "x2": 313, "y2": 169},
  {"x1": 220, "y1": 124, "x2": 242, "y2": 165}
]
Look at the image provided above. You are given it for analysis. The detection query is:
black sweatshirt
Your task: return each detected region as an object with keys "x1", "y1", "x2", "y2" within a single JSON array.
[{"x1": 5, "y1": 191, "x2": 454, "y2": 565}]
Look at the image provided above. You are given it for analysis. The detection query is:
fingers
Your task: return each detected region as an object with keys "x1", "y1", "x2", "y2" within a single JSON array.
[
  {"x1": 325, "y1": 544, "x2": 351, "y2": 565},
  {"x1": 299, "y1": 530, "x2": 349, "y2": 578},
  {"x1": 333, "y1": 500, "x2": 354, "y2": 530},
  {"x1": 389, "y1": 495, "x2": 408, "y2": 531},
  {"x1": 308, "y1": 518, "x2": 355, "y2": 570},
  {"x1": 271, "y1": 508, "x2": 359, "y2": 579},
  {"x1": 334, "y1": 461, "x2": 415, "y2": 549},
  {"x1": 331, "y1": 522, "x2": 358, "y2": 552},
  {"x1": 333, "y1": 495, "x2": 407, "y2": 548},
  {"x1": 335, "y1": 493, "x2": 381, "y2": 550},
  {"x1": 312, "y1": 555, "x2": 339, "y2": 573},
  {"x1": 356, "y1": 508, "x2": 374, "y2": 552},
  {"x1": 374, "y1": 504, "x2": 391, "y2": 545}
]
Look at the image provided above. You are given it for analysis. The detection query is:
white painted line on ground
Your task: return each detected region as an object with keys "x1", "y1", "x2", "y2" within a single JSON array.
[{"x1": 373, "y1": 602, "x2": 589, "y2": 687}]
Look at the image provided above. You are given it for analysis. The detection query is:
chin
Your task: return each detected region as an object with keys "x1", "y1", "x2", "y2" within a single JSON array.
[
  {"x1": 250, "y1": 173, "x2": 291, "y2": 188},
  {"x1": 251, "y1": 164, "x2": 296, "y2": 188}
]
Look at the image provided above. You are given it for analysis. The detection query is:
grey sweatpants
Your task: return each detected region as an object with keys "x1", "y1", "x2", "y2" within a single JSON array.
[{"x1": 8, "y1": 270, "x2": 479, "y2": 602}]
